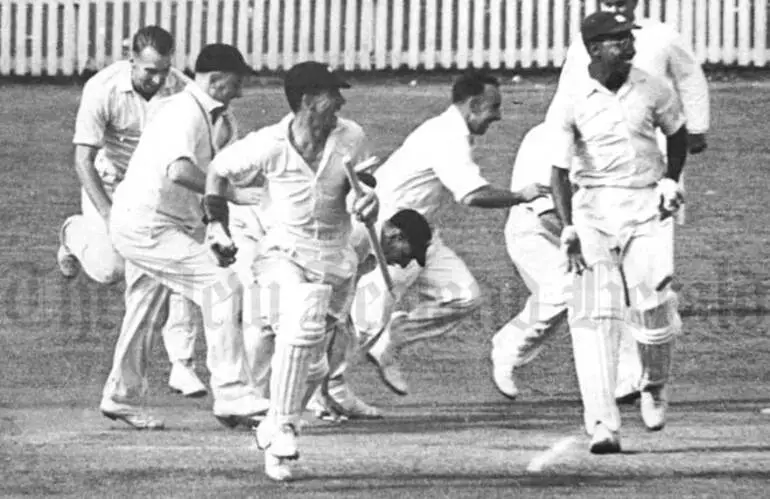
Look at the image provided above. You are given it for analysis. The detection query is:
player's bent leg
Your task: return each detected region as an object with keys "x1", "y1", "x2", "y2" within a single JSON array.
[
  {"x1": 627, "y1": 289, "x2": 681, "y2": 431},
  {"x1": 100, "y1": 263, "x2": 170, "y2": 430},
  {"x1": 61, "y1": 214, "x2": 125, "y2": 284},
  {"x1": 163, "y1": 292, "x2": 207, "y2": 398},
  {"x1": 491, "y1": 301, "x2": 567, "y2": 400}
]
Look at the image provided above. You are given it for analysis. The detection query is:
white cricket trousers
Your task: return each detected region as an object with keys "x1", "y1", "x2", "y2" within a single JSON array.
[
  {"x1": 230, "y1": 216, "x2": 270, "y2": 400},
  {"x1": 61, "y1": 186, "x2": 201, "y2": 365},
  {"x1": 352, "y1": 234, "x2": 482, "y2": 349},
  {"x1": 102, "y1": 217, "x2": 255, "y2": 406},
  {"x1": 492, "y1": 208, "x2": 570, "y2": 369}
]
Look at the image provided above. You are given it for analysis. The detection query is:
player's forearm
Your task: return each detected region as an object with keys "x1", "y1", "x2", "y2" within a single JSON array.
[
  {"x1": 74, "y1": 145, "x2": 111, "y2": 219},
  {"x1": 665, "y1": 126, "x2": 688, "y2": 181},
  {"x1": 462, "y1": 185, "x2": 527, "y2": 208},
  {"x1": 167, "y1": 158, "x2": 205, "y2": 193},
  {"x1": 551, "y1": 167, "x2": 573, "y2": 226}
]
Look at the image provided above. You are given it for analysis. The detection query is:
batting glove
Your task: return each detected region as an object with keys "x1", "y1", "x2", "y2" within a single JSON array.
[
  {"x1": 656, "y1": 178, "x2": 684, "y2": 219},
  {"x1": 560, "y1": 225, "x2": 587, "y2": 274},
  {"x1": 206, "y1": 221, "x2": 238, "y2": 267}
]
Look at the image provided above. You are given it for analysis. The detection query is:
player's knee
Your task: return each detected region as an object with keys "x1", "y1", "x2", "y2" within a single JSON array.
[
  {"x1": 90, "y1": 258, "x2": 125, "y2": 284},
  {"x1": 627, "y1": 289, "x2": 681, "y2": 345}
]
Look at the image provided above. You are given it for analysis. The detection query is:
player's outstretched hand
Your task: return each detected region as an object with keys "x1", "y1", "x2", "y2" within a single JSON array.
[
  {"x1": 517, "y1": 183, "x2": 551, "y2": 202},
  {"x1": 352, "y1": 189, "x2": 379, "y2": 226},
  {"x1": 656, "y1": 178, "x2": 684, "y2": 220},
  {"x1": 206, "y1": 221, "x2": 238, "y2": 267},
  {"x1": 560, "y1": 225, "x2": 587, "y2": 275}
]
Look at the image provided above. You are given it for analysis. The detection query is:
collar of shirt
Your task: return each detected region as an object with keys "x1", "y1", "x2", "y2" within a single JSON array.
[
  {"x1": 580, "y1": 67, "x2": 648, "y2": 98},
  {"x1": 184, "y1": 82, "x2": 226, "y2": 120},
  {"x1": 277, "y1": 112, "x2": 349, "y2": 161}
]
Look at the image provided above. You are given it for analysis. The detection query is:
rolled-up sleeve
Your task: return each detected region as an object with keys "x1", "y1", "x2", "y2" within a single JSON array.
[
  {"x1": 431, "y1": 136, "x2": 489, "y2": 202},
  {"x1": 667, "y1": 31, "x2": 710, "y2": 133},
  {"x1": 72, "y1": 79, "x2": 109, "y2": 148},
  {"x1": 653, "y1": 82, "x2": 687, "y2": 136},
  {"x1": 545, "y1": 88, "x2": 576, "y2": 170},
  {"x1": 210, "y1": 132, "x2": 266, "y2": 187}
]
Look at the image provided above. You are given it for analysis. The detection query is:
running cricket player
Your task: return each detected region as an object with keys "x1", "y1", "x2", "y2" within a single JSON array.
[
  {"x1": 204, "y1": 61, "x2": 379, "y2": 481},
  {"x1": 57, "y1": 26, "x2": 207, "y2": 398},
  {"x1": 490, "y1": 122, "x2": 571, "y2": 399},
  {"x1": 101, "y1": 44, "x2": 266, "y2": 430},
  {"x1": 556, "y1": 0, "x2": 710, "y2": 401},
  {"x1": 549, "y1": 12, "x2": 688, "y2": 453}
]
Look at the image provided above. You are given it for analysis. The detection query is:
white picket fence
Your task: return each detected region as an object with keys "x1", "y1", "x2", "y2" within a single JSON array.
[{"x1": 0, "y1": 0, "x2": 768, "y2": 76}]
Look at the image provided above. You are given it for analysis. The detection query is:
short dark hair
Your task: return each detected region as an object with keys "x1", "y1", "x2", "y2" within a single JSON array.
[
  {"x1": 132, "y1": 26, "x2": 174, "y2": 56},
  {"x1": 451, "y1": 69, "x2": 499, "y2": 103}
]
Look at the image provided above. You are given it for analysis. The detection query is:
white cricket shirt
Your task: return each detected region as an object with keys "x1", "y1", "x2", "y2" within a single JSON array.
[
  {"x1": 509, "y1": 122, "x2": 555, "y2": 215},
  {"x1": 210, "y1": 114, "x2": 368, "y2": 248},
  {"x1": 373, "y1": 105, "x2": 490, "y2": 224},
  {"x1": 557, "y1": 18, "x2": 709, "y2": 134},
  {"x1": 548, "y1": 68, "x2": 686, "y2": 231},
  {"x1": 72, "y1": 60, "x2": 189, "y2": 186},
  {"x1": 112, "y1": 83, "x2": 236, "y2": 231}
]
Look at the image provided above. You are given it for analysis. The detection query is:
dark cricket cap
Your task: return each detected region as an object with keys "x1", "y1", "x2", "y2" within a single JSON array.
[
  {"x1": 195, "y1": 43, "x2": 257, "y2": 75},
  {"x1": 284, "y1": 61, "x2": 351, "y2": 93},
  {"x1": 581, "y1": 12, "x2": 639, "y2": 42},
  {"x1": 389, "y1": 209, "x2": 432, "y2": 267}
]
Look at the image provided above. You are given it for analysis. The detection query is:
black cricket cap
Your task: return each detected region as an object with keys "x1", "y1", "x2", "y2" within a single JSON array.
[
  {"x1": 389, "y1": 209, "x2": 432, "y2": 267},
  {"x1": 581, "y1": 12, "x2": 639, "y2": 43},
  {"x1": 284, "y1": 61, "x2": 351, "y2": 94},
  {"x1": 195, "y1": 43, "x2": 256, "y2": 75}
]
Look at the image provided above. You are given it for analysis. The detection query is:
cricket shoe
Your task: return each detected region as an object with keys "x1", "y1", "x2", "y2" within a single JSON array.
[
  {"x1": 306, "y1": 394, "x2": 348, "y2": 423},
  {"x1": 614, "y1": 379, "x2": 641, "y2": 405},
  {"x1": 100, "y1": 399, "x2": 165, "y2": 430},
  {"x1": 255, "y1": 420, "x2": 300, "y2": 460},
  {"x1": 491, "y1": 362, "x2": 519, "y2": 400},
  {"x1": 589, "y1": 422, "x2": 621, "y2": 454},
  {"x1": 56, "y1": 244, "x2": 79, "y2": 278},
  {"x1": 366, "y1": 311, "x2": 409, "y2": 396},
  {"x1": 213, "y1": 396, "x2": 270, "y2": 429},
  {"x1": 168, "y1": 361, "x2": 207, "y2": 398},
  {"x1": 264, "y1": 453, "x2": 293, "y2": 482},
  {"x1": 323, "y1": 380, "x2": 383, "y2": 420},
  {"x1": 640, "y1": 386, "x2": 668, "y2": 431}
]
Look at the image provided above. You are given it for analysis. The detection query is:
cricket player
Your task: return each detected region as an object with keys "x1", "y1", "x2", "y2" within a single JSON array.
[
  {"x1": 352, "y1": 70, "x2": 550, "y2": 396},
  {"x1": 490, "y1": 122, "x2": 571, "y2": 399},
  {"x1": 101, "y1": 43, "x2": 267, "y2": 430},
  {"x1": 310, "y1": 208, "x2": 433, "y2": 421},
  {"x1": 549, "y1": 12, "x2": 688, "y2": 453},
  {"x1": 57, "y1": 26, "x2": 207, "y2": 398},
  {"x1": 556, "y1": 0, "x2": 710, "y2": 402},
  {"x1": 204, "y1": 61, "x2": 379, "y2": 481}
]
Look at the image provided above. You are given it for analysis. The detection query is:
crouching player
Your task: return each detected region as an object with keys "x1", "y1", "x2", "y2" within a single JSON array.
[
  {"x1": 204, "y1": 61, "x2": 379, "y2": 481},
  {"x1": 548, "y1": 12, "x2": 687, "y2": 453},
  {"x1": 310, "y1": 208, "x2": 433, "y2": 421}
]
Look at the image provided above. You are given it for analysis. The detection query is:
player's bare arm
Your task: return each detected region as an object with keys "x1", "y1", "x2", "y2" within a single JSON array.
[
  {"x1": 552, "y1": 166, "x2": 586, "y2": 274},
  {"x1": 461, "y1": 183, "x2": 550, "y2": 208},
  {"x1": 74, "y1": 144, "x2": 113, "y2": 221},
  {"x1": 665, "y1": 126, "x2": 688, "y2": 181},
  {"x1": 657, "y1": 125, "x2": 689, "y2": 218}
]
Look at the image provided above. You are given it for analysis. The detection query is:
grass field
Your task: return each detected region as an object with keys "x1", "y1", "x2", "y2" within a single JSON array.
[{"x1": 1, "y1": 75, "x2": 770, "y2": 498}]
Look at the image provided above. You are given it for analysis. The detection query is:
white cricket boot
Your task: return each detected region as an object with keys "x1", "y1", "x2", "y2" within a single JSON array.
[
  {"x1": 56, "y1": 244, "x2": 79, "y2": 278},
  {"x1": 491, "y1": 362, "x2": 519, "y2": 400},
  {"x1": 640, "y1": 385, "x2": 668, "y2": 431},
  {"x1": 589, "y1": 422, "x2": 621, "y2": 454},
  {"x1": 255, "y1": 420, "x2": 300, "y2": 481},
  {"x1": 168, "y1": 361, "x2": 207, "y2": 398}
]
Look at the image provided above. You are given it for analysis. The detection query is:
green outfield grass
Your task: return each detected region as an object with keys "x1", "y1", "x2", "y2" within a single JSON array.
[{"x1": 1, "y1": 76, "x2": 770, "y2": 497}]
